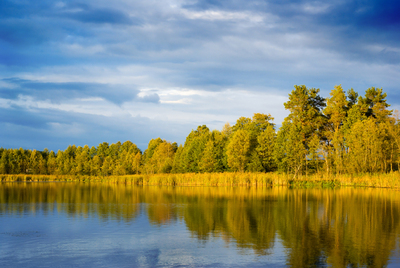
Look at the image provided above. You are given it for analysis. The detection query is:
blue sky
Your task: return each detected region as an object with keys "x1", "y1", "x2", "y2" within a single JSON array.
[{"x1": 1, "y1": 0, "x2": 400, "y2": 151}]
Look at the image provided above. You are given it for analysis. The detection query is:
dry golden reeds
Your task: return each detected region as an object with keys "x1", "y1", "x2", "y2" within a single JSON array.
[{"x1": 1, "y1": 172, "x2": 399, "y2": 188}]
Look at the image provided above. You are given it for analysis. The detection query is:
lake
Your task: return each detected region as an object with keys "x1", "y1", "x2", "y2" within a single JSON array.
[{"x1": 0, "y1": 182, "x2": 399, "y2": 267}]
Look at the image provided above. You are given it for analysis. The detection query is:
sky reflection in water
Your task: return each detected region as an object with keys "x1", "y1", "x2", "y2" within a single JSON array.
[{"x1": 0, "y1": 183, "x2": 399, "y2": 267}]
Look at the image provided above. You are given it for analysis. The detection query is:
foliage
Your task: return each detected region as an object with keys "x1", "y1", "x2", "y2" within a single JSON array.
[{"x1": 0, "y1": 85, "x2": 399, "y2": 178}]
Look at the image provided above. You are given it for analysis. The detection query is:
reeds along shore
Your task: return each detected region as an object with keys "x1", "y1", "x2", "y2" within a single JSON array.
[{"x1": 1, "y1": 172, "x2": 399, "y2": 188}]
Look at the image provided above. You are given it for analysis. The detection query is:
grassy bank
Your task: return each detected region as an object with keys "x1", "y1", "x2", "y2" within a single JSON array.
[{"x1": 1, "y1": 172, "x2": 399, "y2": 188}]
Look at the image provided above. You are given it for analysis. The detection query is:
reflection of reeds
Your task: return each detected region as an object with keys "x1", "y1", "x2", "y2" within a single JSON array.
[
  {"x1": 1, "y1": 172, "x2": 399, "y2": 188},
  {"x1": 1, "y1": 182, "x2": 400, "y2": 266}
]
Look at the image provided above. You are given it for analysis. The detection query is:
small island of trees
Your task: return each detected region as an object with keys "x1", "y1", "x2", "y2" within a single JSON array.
[{"x1": 1, "y1": 85, "x2": 399, "y2": 186}]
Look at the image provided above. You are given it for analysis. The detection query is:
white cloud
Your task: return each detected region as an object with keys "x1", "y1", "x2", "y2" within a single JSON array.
[
  {"x1": 47, "y1": 122, "x2": 86, "y2": 136},
  {"x1": 54, "y1": 2, "x2": 66, "y2": 9},
  {"x1": 121, "y1": 87, "x2": 289, "y2": 132},
  {"x1": 180, "y1": 9, "x2": 264, "y2": 23},
  {"x1": 365, "y1": 44, "x2": 400, "y2": 53},
  {"x1": 157, "y1": 88, "x2": 212, "y2": 97},
  {"x1": 0, "y1": 98, "x2": 12, "y2": 109},
  {"x1": 60, "y1": 44, "x2": 105, "y2": 56},
  {"x1": 4, "y1": 94, "x2": 119, "y2": 117},
  {"x1": 0, "y1": 80, "x2": 18, "y2": 89},
  {"x1": 160, "y1": 98, "x2": 192, "y2": 104},
  {"x1": 302, "y1": 2, "x2": 331, "y2": 14}
]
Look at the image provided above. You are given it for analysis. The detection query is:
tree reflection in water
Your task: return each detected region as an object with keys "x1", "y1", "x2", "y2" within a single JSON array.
[{"x1": 0, "y1": 183, "x2": 399, "y2": 267}]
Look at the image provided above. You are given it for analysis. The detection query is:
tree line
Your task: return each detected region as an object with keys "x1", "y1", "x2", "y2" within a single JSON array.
[{"x1": 1, "y1": 85, "x2": 399, "y2": 177}]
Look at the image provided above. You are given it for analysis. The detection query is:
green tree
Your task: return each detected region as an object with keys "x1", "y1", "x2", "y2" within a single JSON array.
[
  {"x1": 75, "y1": 146, "x2": 90, "y2": 175},
  {"x1": 47, "y1": 151, "x2": 57, "y2": 175},
  {"x1": 342, "y1": 88, "x2": 393, "y2": 173},
  {"x1": 199, "y1": 139, "x2": 217, "y2": 173},
  {"x1": 308, "y1": 134, "x2": 320, "y2": 173},
  {"x1": 211, "y1": 130, "x2": 229, "y2": 172},
  {"x1": 323, "y1": 85, "x2": 349, "y2": 174},
  {"x1": 97, "y1": 142, "x2": 109, "y2": 163},
  {"x1": 91, "y1": 155, "x2": 101, "y2": 175},
  {"x1": 344, "y1": 118, "x2": 385, "y2": 173},
  {"x1": 9, "y1": 149, "x2": 21, "y2": 174},
  {"x1": 101, "y1": 156, "x2": 113, "y2": 176},
  {"x1": 132, "y1": 152, "x2": 142, "y2": 174},
  {"x1": 226, "y1": 129, "x2": 251, "y2": 172},
  {"x1": 386, "y1": 111, "x2": 400, "y2": 171},
  {"x1": 28, "y1": 150, "x2": 38, "y2": 174},
  {"x1": 142, "y1": 138, "x2": 163, "y2": 171},
  {"x1": 247, "y1": 151, "x2": 264, "y2": 172},
  {"x1": 149, "y1": 141, "x2": 176, "y2": 173},
  {"x1": 19, "y1": 148, "x2": 29, "y2": 174},
  {"x1": 256, "y1": 124, "x2": 276, "y2": 172},
  {"x1": 284, "y1": 85, "x2": 326, "y2": 135},
  {"x1": 38, "y1": 152, "x2": 47, "y2": 174},
  {"x1": 0, "y1": 150, "x2": 8, "y2": 174},
  {"x1": 172, "y1": 145, "x2": 184, "y2": 174},
  {"x1": 181, "y1": 125, "x2": 210, "y2": 173},
  {"x1": 359, "y1": 87, "x2": 392, "y2": 121},
  {"x1": 277, "y1": 85, "x2": 325, "y2": 176},
  {"x1": 231, "y1": 113, "x2": 275, "y2": 172},
  {"x1": 274, "y1": 121, "x2": 307, "y2": 177},
  {"x1": 252, "y1": 113, "x2": 274, "y2": 132},
  {"x1": 221, "y1": 122, "x2": 232, "y2": 138}
]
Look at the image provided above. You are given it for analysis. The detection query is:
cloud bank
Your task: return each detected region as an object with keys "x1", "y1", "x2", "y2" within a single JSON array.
[{"x1": 1, "y1": 0, "x2": 399, "y2": 151}]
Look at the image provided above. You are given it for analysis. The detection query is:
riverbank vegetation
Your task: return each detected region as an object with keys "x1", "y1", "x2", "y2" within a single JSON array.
[
  {"x1": 1, "y1": 85, "x2": 400, "y2": 186},
  {"x1": 1, "y1": 171, "x2": 400, "y2": 188}
]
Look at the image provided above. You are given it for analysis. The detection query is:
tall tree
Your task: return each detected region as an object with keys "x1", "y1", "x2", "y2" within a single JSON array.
[
  {"x1": 172, "y1": 145, "x2": 184, "y2": 174},
  {"x1": 226, "y1": 129, "x2": 251, "y2": 172},
  {"x1": 283, "y1": 85, "x2": 326, "y2": 142},
  {"x1": 276, "y1": 85, "x2": 325, "y2": 176},
  {"x1": 148, "y1": 141, "x2": 176, "y2": 173},
  {"x1": 181, "y1": 125, "x2": 210, "y2": 173},
  {"x1": 323, "y1": 85, "x2": 349, "y2": 174},
  {"x1": 9, "y1": 149, "x2": 21, "y2": 174},
  {"x1": 274, "y1": 121, "x2": 307, "y2": 176},
  {"x1": 221, "y1": 122, "x2": 232, "y2": 138},
  {"x1": 142, "y1": 138, "x2": 163, "y2": 171},
  {"x1": 0, "y1": 150, "x2": 8, "y2": 174},
  {"x1": 132, "y1": 152, "x2": 142, "y2": 174},
  {"x1": 231, "y1": 113, "x2": 275, "y2": 172},
  {"x1": 199, "y1": 139, "x2": 217, "y2": 173},
  {"x1": 211, "y1": 130, "x2": 229, "y2": 172},
  {"x1": 256, "y1": 124, "x2": 276, "y2": 172},
  {"x1": 47, "y1": 151, "x2": 57, "y2": 175},
  {"x1": 359, "y1": 87, "x2": 392, "y2": 121}
]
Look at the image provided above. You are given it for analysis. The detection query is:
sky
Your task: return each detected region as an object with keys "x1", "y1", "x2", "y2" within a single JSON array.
[{"x1": 1, "y1": 0, "x2": 400, "y2": 152}]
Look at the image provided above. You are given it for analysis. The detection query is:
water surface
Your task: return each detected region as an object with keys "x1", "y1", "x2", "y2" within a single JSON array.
[{"x1": 0, "y1": 182, "x2": 399, "y2": 267}]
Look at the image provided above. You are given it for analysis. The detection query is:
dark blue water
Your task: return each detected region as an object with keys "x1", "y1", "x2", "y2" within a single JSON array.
[{"x1": 0, "y1": 183, "x2": 399, "y2": 267}]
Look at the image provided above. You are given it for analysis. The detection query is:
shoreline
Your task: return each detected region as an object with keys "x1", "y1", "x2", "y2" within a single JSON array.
[{"x1": 1, "y1": 172, "x2": 399, "y2": 188}]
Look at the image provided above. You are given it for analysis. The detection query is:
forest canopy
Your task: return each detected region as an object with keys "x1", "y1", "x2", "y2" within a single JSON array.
[{"x1": 1, "y1": 85, "x2": 399, "y2": 177}]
